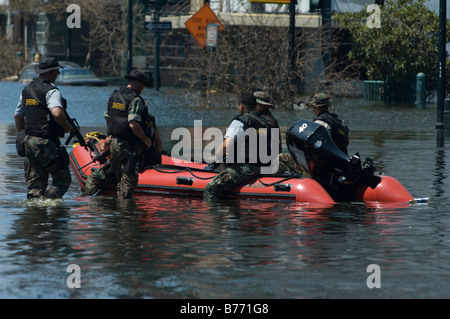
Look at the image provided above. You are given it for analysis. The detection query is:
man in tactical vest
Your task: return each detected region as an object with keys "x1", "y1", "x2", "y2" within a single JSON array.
[
  {"x1": 305, "y1": 92, "x2": 350, "y2": 196},
  {"x1": 274, "y1": 92, "x2": 350, "y2": 181},
  {"x1": 254, "y1": 91, "x2": 298, "y2": 176},
  {"x1": 106, "y1": 70, "x2": 154, "y2": 199},
  {"x1": 203, "y1": 93, "x2": 279, "y2": 200},
  {"x1": 254, "y1": 91, "x2": 282, "y2": 154},
  {"x1": 14, "y1": 57, "x2": 73, "y2": 199},
  {"x1": 252, "y1": 91, "x2": 303, "y2": 177},
  {"x1": 308, "y1": 92, "x2": 349, "y2": 155},
  {"x1": 84, "y1": 109, "x2": 162, "y2": 196}
]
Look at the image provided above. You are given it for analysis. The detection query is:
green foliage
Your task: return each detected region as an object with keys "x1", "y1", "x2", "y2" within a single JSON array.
[{"x1": 334, "y1": 0, "x2": 449, "y2": 91}]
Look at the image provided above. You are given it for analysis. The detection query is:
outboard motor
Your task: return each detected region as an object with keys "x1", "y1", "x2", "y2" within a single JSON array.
[
  {"x1": 286, "y1": 120, "x2": 381, "y2": 200},
  {"x1": 286, "y1": 120, "x2": 350, "y2": 175}
]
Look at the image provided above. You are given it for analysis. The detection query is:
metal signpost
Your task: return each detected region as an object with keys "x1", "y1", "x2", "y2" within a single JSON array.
[
  {"x1": 185, "y1": 4, "x2": 225, "y2": 97},
  {"x1": 127, "y1": 0, "x2": 132, "y2": 75},
  {"x1": 436, "y1": 0, "x2": 447, "y2": 146},
  {"x1": 206, "y1": 23, "x2": 219, "y2": 94},
  {"x1": 144, "y1": 10, "x2": 172, "y2": 91}
]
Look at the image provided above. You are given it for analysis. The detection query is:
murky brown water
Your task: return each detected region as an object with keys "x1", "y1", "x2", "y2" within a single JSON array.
[{"x1": 1, "y1": 81, "x2": 450, "y2": 300}]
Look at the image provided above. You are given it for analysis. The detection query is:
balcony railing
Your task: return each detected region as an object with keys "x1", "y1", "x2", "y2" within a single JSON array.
[
  {"x1": 166, "y1": 0, "x2": 191, "y2": 15},
  {"x1": 149, "y1": 0, "x2": 191, "y2": 16}
]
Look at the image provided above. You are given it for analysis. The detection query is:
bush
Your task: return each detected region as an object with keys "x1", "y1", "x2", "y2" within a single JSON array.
[{"x1": 0, "y1": 34, "x2": 27, "y2": 79}]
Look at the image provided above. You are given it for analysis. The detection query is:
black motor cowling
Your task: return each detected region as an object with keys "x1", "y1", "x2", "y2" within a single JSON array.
[
  {"x1": 286, "y1": 120, "x2": 381, "y2": 192},
  {"x1": 286, "y1": 120, "x2": 350, "y2": 175}
]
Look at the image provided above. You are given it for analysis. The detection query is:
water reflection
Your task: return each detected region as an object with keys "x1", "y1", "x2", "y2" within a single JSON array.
[
  {"x1": 66, "y1": 196, "x2": 341, "y2": 270},
  {"x1": 3, "y1": 81, "x2": 450, "y2": 298},
  {"x1": 433, "y1": 148, "x2": 447, "y2": 199},
  {"x1": 2, "y1": 191, "x2": 424, "y2": 273},
  {"x1": 71, "y1": 195, "x2": 414, "y2": 270},
  {"x1": 6, "y1": 203, "x2": 71, "y2": 264}
]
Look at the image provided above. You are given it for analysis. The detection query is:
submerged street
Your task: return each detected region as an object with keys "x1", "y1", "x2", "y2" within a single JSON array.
[{"x1": 0, "y1": 81, "x2": 450, "y2": 299}]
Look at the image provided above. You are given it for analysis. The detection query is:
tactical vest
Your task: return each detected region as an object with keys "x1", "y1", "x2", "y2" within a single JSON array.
[
  {"x1": 107, "y1": 87, "x2": 145, "y2": 141},
  {"x1": 227, "y1": 112, "x2": 278, "y2": 166},
  {"x1": 255, "y1": 109, "x2": 282, "y2": 153},
  {"x1": 21, "y1": 77, "x2": 65, "y2": 144},
  {"x1": 142, "y1": 112, "x2": 156, "y2": 142},
  {"x1": 314, "y1": 111, "x2": 349, "y2": 155}
]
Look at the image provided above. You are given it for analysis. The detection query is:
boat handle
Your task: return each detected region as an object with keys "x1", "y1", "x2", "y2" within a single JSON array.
[
  {"x1": 176, "y1": 176, "x2": 194, "y2": 186},
  {"x1": 274, "y1": 184, "x2": 292, "y2": 192}
]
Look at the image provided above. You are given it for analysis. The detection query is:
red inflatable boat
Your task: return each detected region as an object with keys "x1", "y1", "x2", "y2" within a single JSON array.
[{"x1": 68, "y1": 134, "x2": 416, "y2": 205}]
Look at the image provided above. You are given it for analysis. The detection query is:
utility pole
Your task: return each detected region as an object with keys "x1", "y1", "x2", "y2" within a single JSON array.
[
  {"x1": 288, "y1": 0, "x2": 297, "y2": 71},
  {"x1": 145, "y1": 1, "x2": 169, "y2": 91},
  {"x1": 127, "y1": 0, "x2": 133, "y2": 75},
  {"x1": 152, "y1": 9, "x2": 161, "y2": 91},
  {"x1": 322, "y1": 0, "x2": 332, "y2": 70},
  {"x1": 66, "y1": 25, "x2": 72, "y2": 61},
  {"x1": 436, "y1": 0, "x2": 447, "y2": 147}
]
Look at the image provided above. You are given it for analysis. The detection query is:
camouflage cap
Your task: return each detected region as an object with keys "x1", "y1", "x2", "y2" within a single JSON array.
[
  {"x1": 253, "y1": 91, "x2": 273, "y2": 108},
  {"x1": 306, "y1": 92, "x2": 332, "y2": 108}
]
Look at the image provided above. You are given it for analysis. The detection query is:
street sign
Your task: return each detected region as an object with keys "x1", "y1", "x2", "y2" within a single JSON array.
[
  {"x1": 206, "y1": 23, "x2": 219, "y2": 48},
  {"x1": 145, "y1": 21, "x2": 172, "y2": 31},
  {"x1": 185, "y1": 4, "x2": 225, "y2": 49}
]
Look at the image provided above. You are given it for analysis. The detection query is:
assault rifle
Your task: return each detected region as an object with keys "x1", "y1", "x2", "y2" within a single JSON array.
[
  {"x1": 78, "y1": 149, "x2": 110, "y2": 170},
  {"x1": 61, "y1": 98, "x2": 93, "y2": 152},
  {"x1": 92, "y1": 149, "x2": 110, "y2": 164}
]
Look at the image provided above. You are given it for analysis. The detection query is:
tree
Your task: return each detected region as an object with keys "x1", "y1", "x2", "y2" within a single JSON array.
[
  {"x1": 0, "y1": 34, "x2": 27, "y2": 79},
  {"x1": 45, "y1": 0, "x2": 146, "y2": 76},
  {"x1": 177, "y1": 14, "x2": 362, "y2": 108},
  {"x1": 334, "y1": 0, "x2": 450, "y2": 98},
  {"x1": 0, "y1": 0, "x2": 48, "y2": 62},
  {"x1": 0, "y1": 0, "x2": 49, "y2": 77}
]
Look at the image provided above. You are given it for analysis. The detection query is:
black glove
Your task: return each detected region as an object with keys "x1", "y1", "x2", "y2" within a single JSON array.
[{"x1": 204, "y1": 162, "x2": 220, "y2": 171}]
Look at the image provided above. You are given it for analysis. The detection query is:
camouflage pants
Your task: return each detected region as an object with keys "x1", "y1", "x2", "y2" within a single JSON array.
[
  {"x1": 84, "y1": 148, "x2": 160, "y2": 196},
  {"x1": 24, "y1": 136, "x2": 71, "y2": 199},
  {"x1": 84, "y1": 163, "x2": 116, "y2": 196},
  {"x1": 273, "y1": 153, "x2": 308, "y2": 177},
  {"x1": 203, "y1": 164, "x2": 259, "y2": 200},
  {"x1": 110, "y1": 137, "x2": 143, "y2": 199}
]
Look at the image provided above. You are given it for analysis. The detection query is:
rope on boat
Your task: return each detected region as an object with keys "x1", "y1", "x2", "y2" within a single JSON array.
[
  {"x1": 85, "y1": 131, "x2": 104, "y2": 143},
  {"x1": 79, "y1": 132, "x2": 304, "y2": 186},
  {"x1": 149, "y1": 164, "x2": 303, "y2": 184},
  {"x1": 149, "y1": 165, "x2": 216, "y2": 180},
  {"x1": 256, "y1": 175, "x2": 302, "y2": 187},
  {"x1": 69, "y1": 131, "x2": 104, "y2": 149}
]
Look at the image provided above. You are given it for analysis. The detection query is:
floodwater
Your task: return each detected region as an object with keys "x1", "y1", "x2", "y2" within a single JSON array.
[{"x1": 1, "y1": 81, "x2": 450, "y2": 302}]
